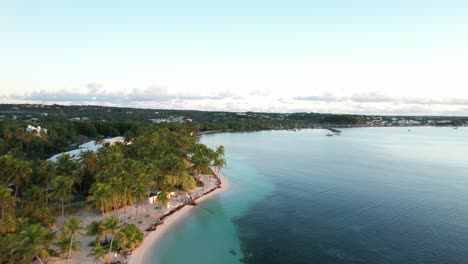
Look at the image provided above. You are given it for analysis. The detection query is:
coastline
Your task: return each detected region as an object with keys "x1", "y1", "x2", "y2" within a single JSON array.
[{"x1": 128, "y1": 169, "x2": 229, "y2": 264}]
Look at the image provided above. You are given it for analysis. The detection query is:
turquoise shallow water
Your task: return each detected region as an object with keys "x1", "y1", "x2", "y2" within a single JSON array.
[{"x1": 147, "y1": 127, "x2": 468, "y2": 264}]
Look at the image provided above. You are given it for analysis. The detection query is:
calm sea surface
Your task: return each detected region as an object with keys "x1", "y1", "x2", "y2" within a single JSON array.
[{"x1": 147, "y1": 127, "x2": 468, "y2": 264}]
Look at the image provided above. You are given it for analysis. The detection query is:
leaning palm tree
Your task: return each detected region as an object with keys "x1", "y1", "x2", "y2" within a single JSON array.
[
  {"x1": 213, "y1": 145, "x2": 226, "y2": 178},
  {"x1": 15, "y1": 224, "x2": 55, "y2": 264},
  {"x1": 102, "y1": 216, "x2": 122, "y2": 259},
  {"x1": 59, "y1": 217, "x2": 84, "y2": 264}
]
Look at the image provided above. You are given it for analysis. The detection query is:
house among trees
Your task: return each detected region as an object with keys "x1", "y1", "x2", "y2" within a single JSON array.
[{"x1": 25, "y1": 125, "x2": 47, "y2": 135}]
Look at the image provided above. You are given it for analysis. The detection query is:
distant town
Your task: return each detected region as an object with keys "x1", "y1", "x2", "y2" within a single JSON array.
[{"x1": 0, "y1": 104, "x2": 467, "y2": 131}]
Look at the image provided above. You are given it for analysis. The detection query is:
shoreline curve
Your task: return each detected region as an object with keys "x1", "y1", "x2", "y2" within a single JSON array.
[{"x1": 128, "y1": 170, "x2": 229, "y2": 264}]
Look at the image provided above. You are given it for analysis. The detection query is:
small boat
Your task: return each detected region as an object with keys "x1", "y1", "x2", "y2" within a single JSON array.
[
  {"x1": 454, "y1": 127, "x2": 459, "y2": 130},
  {"x1": 326, "y1": 133, "x2": 333, "y2": 137}
]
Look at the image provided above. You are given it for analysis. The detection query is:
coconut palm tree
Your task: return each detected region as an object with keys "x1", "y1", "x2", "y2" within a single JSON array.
[
  {"x1": 213, "y1": 145, "x2": 226, "y2": 178},
  {"x1": 3, "y1": 129, "x2": 12, "y2": 149},
  {"x1": 56, "y1": 154, "x2": 80, "y2": 191},
  {"x1": 108, "y1": 177, "x2": 124, "y2": 217},
  {"x1": 95, "y1": 135, "x2": 105, "y2": 145},
  {"x1": 115, "y1": 223, "x2": 144, "y2": 252},
  {"x1": 118, "y1": 163, "x2": 134, "y2": 223},
  {"x1": 86, "y1": 220, "x2": 106, "y2": 246},
  {"x1": 56, "y1": 237, "x2": 81, "y2": 263},
  {"x1": 102, "y1": 216, "x2": 122, "y2": 259},
  {"x1": 35, "y1": 160, "x2": 56, "y2": 207},
  {"x1": 50, "y1": 175, "x2": 75, "y2": 217},
  {"x1": 59, "y1": 217, "x2": 84, "y2": 264},
  {"x1": 0, "y1": 187, "x2": 16, "y2": 233},
  {"x1": 14, "y1": 224, "x2": 55, "y2": 264},
  {"x1": 131, "y1": 181, "x2": 147, "y2": 224},
  {"x1": 88, "y1": 244, "x2": 106, "y2": 264},
  {"x1": 1, "y1": 154, "x2": 32, "y2": 198},
  {"x1": 88, "y1": 182, "x2": 112, "y2": 216},
  {"x1": 22, "y1": 184, "x2": 45, "y2": 209},
  {"x1": 14, "y1": 127, "x2": 25, "y2": 152},
  {"x1": 79, "y1": 150, "x2": 97, "y2": 193}
]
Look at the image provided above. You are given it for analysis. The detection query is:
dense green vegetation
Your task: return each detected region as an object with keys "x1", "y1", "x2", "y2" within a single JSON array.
[
  {"x1": 1, "y1": 104, "x2": 467, "y2": 132},
  {"x1": 0, "y1": 119, "x2": 225, "y2": 263}
]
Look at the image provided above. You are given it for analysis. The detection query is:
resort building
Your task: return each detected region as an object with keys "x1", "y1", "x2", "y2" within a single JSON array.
[
  {"x1": 26, "y1": 125, "x2": 47, "y2": 135},
  {"x1": 48, "y1": 136, "x2": 127, "y2": 162}
]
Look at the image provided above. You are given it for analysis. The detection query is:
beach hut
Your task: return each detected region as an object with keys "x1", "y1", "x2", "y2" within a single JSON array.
[{"x1": 148, "y1": 190, "x2": 161, "y2": 204}]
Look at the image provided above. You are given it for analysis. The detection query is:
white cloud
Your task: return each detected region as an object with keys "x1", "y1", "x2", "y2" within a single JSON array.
[
  {"x1": 86, "y1": 82, "x2": 104, "y2": 93},
  {"x1": 249, "y1": 89, "x2": 271, "y2": 97}
]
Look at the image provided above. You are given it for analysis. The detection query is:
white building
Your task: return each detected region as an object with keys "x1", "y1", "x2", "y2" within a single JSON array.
[
  {"x1": 48, "y1": 136, "x2": 127, "y2": 162},
  {"x1": 26, "y1": 125, "x2": 47, "y2": 135}
]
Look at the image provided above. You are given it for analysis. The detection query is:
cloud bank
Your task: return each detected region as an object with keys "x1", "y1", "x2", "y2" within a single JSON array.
[
  {"x1": 294, "y1": 92, "x2": 468, "y2": 106},
  {"x1": 10, "y1": 85, "x2": 237, "y2": 103},
  {"x1": 3, "y1": 85, "x2": 468, "y2": 116}
]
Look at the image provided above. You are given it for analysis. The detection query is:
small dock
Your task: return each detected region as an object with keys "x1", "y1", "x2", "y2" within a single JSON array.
[{"x1": 326, "y1": 127, "x2": 342, "y2": 133}]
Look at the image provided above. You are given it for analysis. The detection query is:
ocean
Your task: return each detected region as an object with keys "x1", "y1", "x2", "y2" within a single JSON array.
[{"x1": 146, "y1": 127, "x2": 468, "y2": 264}]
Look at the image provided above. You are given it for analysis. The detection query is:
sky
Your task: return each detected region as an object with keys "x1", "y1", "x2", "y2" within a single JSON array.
[{"x1": 1, "y1": 0, "x2": 468, "y2": 115}]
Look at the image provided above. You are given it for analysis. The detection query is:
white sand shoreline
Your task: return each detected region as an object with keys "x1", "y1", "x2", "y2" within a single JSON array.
[{"x1": 128, "y1": 171, "x2": 229, "y2": 264}]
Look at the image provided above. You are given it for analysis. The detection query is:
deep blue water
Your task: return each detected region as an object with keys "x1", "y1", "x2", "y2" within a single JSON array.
[{"x1": 148, "y1": 127, "x2": 468, "y2": 264}]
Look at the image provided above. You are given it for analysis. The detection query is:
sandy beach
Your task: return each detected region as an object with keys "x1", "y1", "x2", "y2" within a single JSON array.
[
  {"x1": 128, "y1": 170, "x2": 229, "y2": 264},
  {"x1": 47, "y1": 169, "x2": 228, "y2": 264}
]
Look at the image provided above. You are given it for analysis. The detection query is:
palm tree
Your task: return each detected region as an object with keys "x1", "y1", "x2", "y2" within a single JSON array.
[
  {"x1": 0, "y1": 187, "x2": 16, "y2": 233},
  {"x1": 189, "y1": 143, "x2": 216, "y2": 190},
  {"x1": 115, "y1": 223, "x2": 144, "y2": 252},
  {"x1": 79, "y1": 150, "x2": 97, "y2": 193},
  {"x1": 59, "y1": 217, "x2": 84, "y2": 264},
  {"x1": 13, "y1": 158, "x2": 32, "y2": 198},
  {"x1": 14, "y1": 127, "x2": 25, "y2": 152},
  {"x1": 86, "y1": 220, "x2": 106, "y2": 247},
  {"x1": 2, "y1": 155, "x2": 32, "y2": 198},
  {"x1": 118, "y1": 165, "x2": 133, "y2": 223},
  {"x1": 3, "y1": 129, "x2": 12, "y2": 149},
  {"x1": 108, "y1": 177, "x2": 123, "y2": 217},
  {"x1": 36, "y1": 160, "x2": 56, "y2": 207},
  {"x1": 131, "y1": 181, "x2": 147, "y2": 224},
  {"x1": 15, "y1": 224, "x2": 55, "y2": 264},
  {"x1": 56, "y1": 154, "x2": 80, "y2": 191},
  {"x1": 102, "y1": 216, "x2": 122, "y2": 259},
  {"x1": 50, "y1": 175, "x2": 75, "y2": 217},
  {"x1": 88, "y1": 182, "x2": 112, "y2": 216},
  {"x1": 95, "y1": 135, "x2": 105, "y2": 145},
  {"x1": 24, "y1": 131, "x2": 33, "y2": 154},
  {"x1": 213, "y1": 145, "x2": 226, "y2": 178},
  {"x1": 88, "y1": 244, "x2": 106, "y2": 264},
  {"x1": 22, "y1": 184, "x2": 45, "y2": 209}
]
